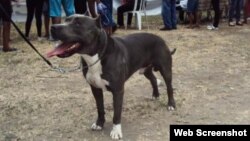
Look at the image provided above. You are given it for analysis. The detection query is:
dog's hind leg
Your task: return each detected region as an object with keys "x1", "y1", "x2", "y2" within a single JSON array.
[
  {"x1": 158, "y1": 63, "x2": 176, "y2": 111},
  {"x1": 144, "y1": 67, "x2": 160, "y2": 99},
  {"x1": 90, "y1": 86, "x2": 105, "y2": 130}
]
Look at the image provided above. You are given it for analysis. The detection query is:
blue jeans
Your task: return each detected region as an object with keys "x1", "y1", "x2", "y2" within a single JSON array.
[
  {"x1": 229, "y1": 0, "x2": 243, "y2": 22},
  {"x1": 162, "y1": 0, "x2": 177, "y2": 29}
]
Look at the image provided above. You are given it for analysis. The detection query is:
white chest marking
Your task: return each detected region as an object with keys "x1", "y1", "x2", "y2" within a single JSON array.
[{"x1": 81, "y1": 54, "x2": 109, "y2": 90}]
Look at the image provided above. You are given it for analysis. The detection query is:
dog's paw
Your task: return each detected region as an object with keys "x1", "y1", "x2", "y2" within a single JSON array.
[
  {"x1": 110, "y1": 124, "x2": 123, "y2": 140},
  {"x1": 167, "y1": 106, "x2": 175, "y2": 111},
  {"x1": 91, "y1": 123, "x2": 103, "y2": 131}
]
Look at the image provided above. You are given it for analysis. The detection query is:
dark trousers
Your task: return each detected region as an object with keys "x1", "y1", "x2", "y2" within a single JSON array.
[
  {"x1": 162, "y1": 0, "x2": 177, "y2": 29},
  {"x1": 229, "y1": 0, "x2": 243, "y2": 22},
  {"x1": 117, "y1": 3, "x2": 134, "y2": 26},
  {"x1": 25, "y1": 0, "x2": 44, "y2": 37},
  {"x1": 176, "y1": 6, "x2": 185, "y2": 22},
  {"x1": 211, "y1": 0, "x2": 220, "y2": 27},
  {"x1": 74, "y1": 0, "x2": 87, "y2": 14}
]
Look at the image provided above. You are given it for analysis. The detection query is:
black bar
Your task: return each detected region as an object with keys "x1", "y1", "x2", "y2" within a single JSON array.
[{"x1": 170, "y1": 125, "x2": 250, "y2": 141}]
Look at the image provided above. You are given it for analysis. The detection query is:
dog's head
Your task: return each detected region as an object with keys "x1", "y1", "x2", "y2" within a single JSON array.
[{"x1": 47, "y1": 14, "x2": 103, "y2": 58}]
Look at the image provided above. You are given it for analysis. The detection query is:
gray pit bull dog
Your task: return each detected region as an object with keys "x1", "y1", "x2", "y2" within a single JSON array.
[{"x1": 47, "y1": 14, "x2": 176, "y2": 140}]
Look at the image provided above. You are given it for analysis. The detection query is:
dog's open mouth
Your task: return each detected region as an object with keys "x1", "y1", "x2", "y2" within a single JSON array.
[{"x1": 46, "y1": 41, "x2": 81, "y2": 58}]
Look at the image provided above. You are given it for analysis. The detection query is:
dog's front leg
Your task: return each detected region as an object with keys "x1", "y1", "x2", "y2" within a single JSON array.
[
  {"x1": 110, "y1": 88, "x2": 124, "y2": 140},
  {"x1": 90, "y1": 86, "x2": 105, "y2": 130}
]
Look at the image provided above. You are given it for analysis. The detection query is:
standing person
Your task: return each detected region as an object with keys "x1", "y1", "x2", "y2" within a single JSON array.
[
  {"x1": 49, "y1": 0, "x2": 75, "y2": 25},
  {"x1": 0, "y1": 0, "x2": 18, "y2": 52},
  {"x1": 161, "y1": 0, "x2": 177, "y2": 30},
  {"x1": 186, "y1": 0, "x2": 199, "y2": 28},
  {"x1": 74, "y1": 0, "x2": 87, "y2": 14},
  {"x1": 88, "y1": 0, "x2": 116, "y2": 35},
  {"x1": 207, "y1": 0, "x2": 220, "y2": 30},
  {"x1": 116, "y1": 0, "x2": 139, "y2": 28},
  {"x1": 25, "y1": 0, "x2": 44, "y2": 40},
  {"x1": 228, "y1": 0, "x2": 244, "y2": 26},
  {"x1": 43, "y1": 0, "x2": 50, "y2": 39}
]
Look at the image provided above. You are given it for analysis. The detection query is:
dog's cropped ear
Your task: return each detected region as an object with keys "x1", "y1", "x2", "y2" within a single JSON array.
[{"x1": 94, "y1": 15, "x2": 102, "y2": 29}]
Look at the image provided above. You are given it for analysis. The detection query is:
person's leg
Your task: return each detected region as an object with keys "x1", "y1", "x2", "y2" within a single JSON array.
[
  {"x1": 2, "y1": 21, "x2": 11, "y2": 51},
  {"x1": 243, "y1": 0, "x2": 248, "y2": 23},
  {"x1": 35, "y1": 0, "x2": 44, "y2": 37},
  {"x1": 50, "y1": 0, "x2": 62, "y2": 24},
  {"x1": 212, "y1": 0, "x2": 220, "y2": 27},
  {"x1": 117, "y1": 4, "x2": 133, "y2": 27},
  {"x1": 43, "y1": 0, "x2": 50, "y2": 38},
  {"x1": 244, "y1": 0, "x2": 250, "y2": 23},
  {"x1": 235, "y1": 0, "x2": 243, "y2": 25},
  {"x1": 161, "y1": 0, "x2": 172, "y2": 29},
  {"x1": 170, "y1": 0, "x2": 177, "y2": 29},
  {"x1": 176, "y1": 6, "x2": 185, "y2": 23},
  {"x1": 62, "y1": 0, "x2": 75, "y2": 16},
  {"x1": 228, "y1": 0, "x2": 236, "y2": 24},
  {"x1": 187, "y1": 0, "x2": 195, "y2": 28},
  {"x1": 74, "y1": 0, "x2": 87, "y2": 14},
  {"x1": 25, "y1": 0, "x2": 35, "y2": 37}
]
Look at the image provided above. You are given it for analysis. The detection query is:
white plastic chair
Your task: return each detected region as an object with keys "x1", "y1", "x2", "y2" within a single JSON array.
[{"x1": 124, "y1": 0, "x2": 148, "y2": 30}]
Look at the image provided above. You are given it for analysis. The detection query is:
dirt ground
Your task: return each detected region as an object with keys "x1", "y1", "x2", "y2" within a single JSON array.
[{"x1": 0, "y1": 19, "x2": 250, "y2": 141}]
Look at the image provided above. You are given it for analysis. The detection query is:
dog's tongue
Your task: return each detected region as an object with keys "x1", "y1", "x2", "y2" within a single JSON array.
[{"x1": 46, "y1": 42, "x2": 73, "y2": 58}]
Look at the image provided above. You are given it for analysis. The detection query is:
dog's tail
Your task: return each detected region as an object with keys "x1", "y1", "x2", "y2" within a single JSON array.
[{"x1": 171, "y1": 48, "x2": 177, "y2": 55}]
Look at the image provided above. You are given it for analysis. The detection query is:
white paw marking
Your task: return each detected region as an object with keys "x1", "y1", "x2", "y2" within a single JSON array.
[
  {"x1": 91, "y1": 123, "x2": 102, "y2": 131},
  {"x1": 157, "y1": 79, "x2": 163, "y2": 86},
  {"x1": 110, "y1": 124, "x2": 123, "y2": 140},
  {"x1": 167, "y1": 106, "x2": 175, "y2": 111}
]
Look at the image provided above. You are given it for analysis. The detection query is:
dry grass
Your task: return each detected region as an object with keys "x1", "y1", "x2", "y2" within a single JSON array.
[{"x1": 0, "y1": 18, "x2": 250, "y2": 141}]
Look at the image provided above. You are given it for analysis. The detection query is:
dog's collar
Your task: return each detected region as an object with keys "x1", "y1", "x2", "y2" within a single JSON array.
[{"x1": 81, "y1": 29, "x2": 108, "y2": 70}]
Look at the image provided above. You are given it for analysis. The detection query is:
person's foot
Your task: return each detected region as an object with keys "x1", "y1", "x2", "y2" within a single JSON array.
[
  {"x1": 193, "y1": 24, "x2": 200, "y2": 28},
  {"x1": 236, "y1": 21, "x2": 243, "y2": 26},
  {"x1": 229, "y1": 21, "x2": 236, "y2": 26},
  {"x1": 2, "y1": 48, "x2": 17, "y2": 52},
  {"x1": 172, "y1": 26, "x2": 177, "y2": 30},
  {"x1": 207, "y1": 25, "x2": 219, "y2": 30},
  {"x1": 186, "y1": 25, "x2": 194, "y2": 29},
  {"x1": 159, "y1": 27, "x2": 172, "y2": 31}
]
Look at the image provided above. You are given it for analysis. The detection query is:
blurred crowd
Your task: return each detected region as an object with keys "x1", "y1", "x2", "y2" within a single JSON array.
[{"x1": 0, "y1": 0, "x2": 250, "y2": 52}]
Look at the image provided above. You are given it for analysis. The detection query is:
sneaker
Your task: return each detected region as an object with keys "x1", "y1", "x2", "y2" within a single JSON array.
[
  {"x1": 229, "y1": 21, "x2": 236, "y2": 26},
  {"x1": 207, "y1": 25, "x2": 218, "y2": 30}
]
